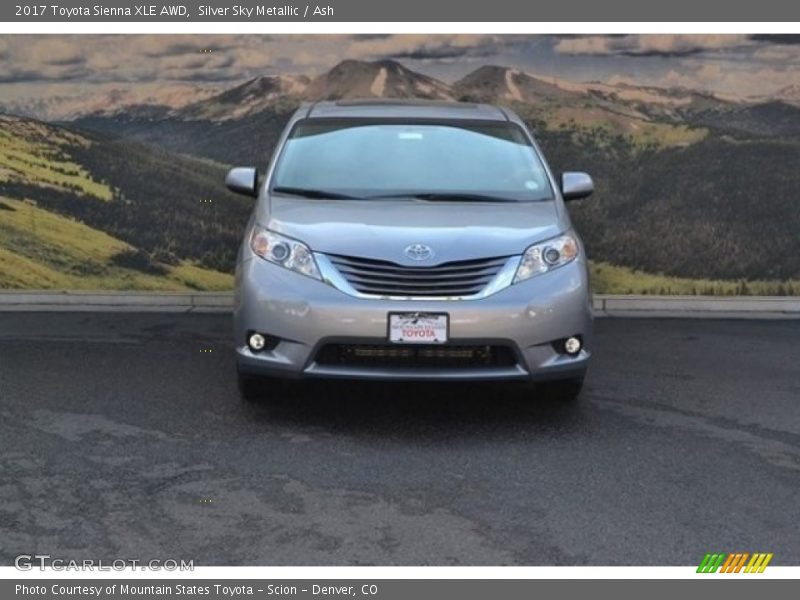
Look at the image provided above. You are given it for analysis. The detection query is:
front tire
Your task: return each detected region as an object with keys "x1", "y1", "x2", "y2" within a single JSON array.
[
  {"x1": 542, "y1": 376, "x2": 584, "y2": 402},
  {"x1": 237, "y1": 369, "x2": 290, "y2": 403},
  {"x1": 237, "y1": 371, "x2": 264, "y2": 402}
]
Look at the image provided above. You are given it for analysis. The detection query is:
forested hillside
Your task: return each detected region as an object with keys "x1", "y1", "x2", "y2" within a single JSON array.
[
  {"x1": 0, "y1": 115, "x2": 249, "y2": 289},
  {"x1": 76, "y1": 99, "x2": 800, "y2": 284},
  {"x1": 4, "y1": 59, "x2": 800, "y2": 293},
  {"x1": 536, "y1": 129, "x2": 800, "y2": 281}
]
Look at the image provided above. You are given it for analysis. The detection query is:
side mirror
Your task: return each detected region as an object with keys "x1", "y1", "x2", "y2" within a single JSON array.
[
  {"x1": 560, "y1": 172, "x2": 594, "y2": 201},
  {"x1": 225, "y1": 167, "x2": 259, "y2": 197}
]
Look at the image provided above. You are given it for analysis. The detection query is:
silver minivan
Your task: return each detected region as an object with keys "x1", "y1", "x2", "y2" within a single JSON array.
[{"x1": 226, "y1": 100, "x2": 594, "y2": 401}]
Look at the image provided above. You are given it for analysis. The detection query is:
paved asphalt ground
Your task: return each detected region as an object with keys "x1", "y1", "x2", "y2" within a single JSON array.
[{"x1": 0, "y1": 313, "x2": 798, "y2": 566}]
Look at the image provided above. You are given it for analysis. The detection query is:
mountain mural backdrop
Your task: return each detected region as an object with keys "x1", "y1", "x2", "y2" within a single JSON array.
[{"x1": 1, "y1": 39, "x2": 799, "y2": 294}]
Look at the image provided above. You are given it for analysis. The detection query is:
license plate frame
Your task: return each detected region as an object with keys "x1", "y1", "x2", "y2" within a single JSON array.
[{"x1": 388, "y1": 312, "x2": 449, "y2": 344}]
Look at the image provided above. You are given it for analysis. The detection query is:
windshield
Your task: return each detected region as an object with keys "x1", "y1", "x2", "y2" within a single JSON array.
[{"x1": 271, "y1": 119, "x2": 554, "y2": 202}]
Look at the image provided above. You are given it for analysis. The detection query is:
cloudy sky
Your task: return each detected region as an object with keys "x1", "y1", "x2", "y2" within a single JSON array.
[{"x1": 0, "y1": 34, "x2": 798, "y2": 104}]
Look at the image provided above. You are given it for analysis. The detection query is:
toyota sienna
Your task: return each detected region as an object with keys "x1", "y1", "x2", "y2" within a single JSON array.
[{"x1": 226, "y1": 100, "x2": 594, "y2": 401}]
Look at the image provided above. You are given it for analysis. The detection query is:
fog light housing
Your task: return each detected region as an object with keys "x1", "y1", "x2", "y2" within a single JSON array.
[
  {"x1": 248, "y1": 333, "x2": 267, "y2": 352},
  {"x1": 564, "y1": 336, "x2": 582, "y2": 356}
]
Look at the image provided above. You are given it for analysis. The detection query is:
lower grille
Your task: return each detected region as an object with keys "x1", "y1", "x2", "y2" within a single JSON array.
[
  {"x1": 315, "y1": 344, "x2": 517, "y2": 369},
  {"x1": 327, "y1": 254, "x2": 509, "y2": 298}
]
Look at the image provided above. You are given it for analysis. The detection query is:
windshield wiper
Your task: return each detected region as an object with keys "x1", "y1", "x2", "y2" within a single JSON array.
[
  {"x1": 367, "y1": 192, "x2": 517, "y2": 203},
  {"x1": 272, "y1": 186, "x2": 363, "y2": 200}
]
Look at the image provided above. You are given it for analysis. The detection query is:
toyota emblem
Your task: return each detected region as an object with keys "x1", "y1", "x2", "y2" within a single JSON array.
[{"x1": 404, "y1": 243, "x2": 434, "y2": 261}]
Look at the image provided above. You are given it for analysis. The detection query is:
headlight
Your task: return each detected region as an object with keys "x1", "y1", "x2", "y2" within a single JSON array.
[
  {"x1": 513, "y1": 233, "x2": 579, "y2": 284},
  {"x1": 249, "y1": 226, "x2": 321, "y2": 280}
]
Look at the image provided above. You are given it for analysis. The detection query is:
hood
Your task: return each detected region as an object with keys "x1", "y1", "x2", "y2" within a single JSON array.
[{"x1": 262, "y1": 196, "x2": 565, "y2": 266}]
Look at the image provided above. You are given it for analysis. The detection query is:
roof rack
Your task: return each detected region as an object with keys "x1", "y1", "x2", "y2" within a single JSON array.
[
  {"x1": 334, "y1": 98, "x2": 479, "y2": 109},
  {"x1": 306, "y1": 99, "x2": 511, "y2": 122}
]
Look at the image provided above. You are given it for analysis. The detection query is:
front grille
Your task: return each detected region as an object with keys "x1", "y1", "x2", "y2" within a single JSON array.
[
  {"x1": 315, "y1": 344, "x2": 517, "y2": 369},
  {"x1": 328, "y1": 254, "x2": 509, "y2": 298}
]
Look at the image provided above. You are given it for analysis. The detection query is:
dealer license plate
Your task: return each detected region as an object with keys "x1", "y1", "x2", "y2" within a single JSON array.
[{"x1": 388, "y1": 312, "x2": 449, "y2": 344}]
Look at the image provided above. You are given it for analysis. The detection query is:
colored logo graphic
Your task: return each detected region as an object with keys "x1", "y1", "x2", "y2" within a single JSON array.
[{"x1": 697, "y1": 553, "x2": 773, "y2": 573}]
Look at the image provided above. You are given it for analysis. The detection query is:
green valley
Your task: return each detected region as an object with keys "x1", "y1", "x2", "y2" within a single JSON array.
[
  {"x1": 4, "y1": 59, "x2": 800, "y2": 294},
  {"x1": 0, "y1": 115, "x2": 241, "y2": 290}
]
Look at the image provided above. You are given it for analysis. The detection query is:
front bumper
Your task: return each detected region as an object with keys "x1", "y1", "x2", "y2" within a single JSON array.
[{"x1": 234, "y1": 256, "x2": 592, "y2": 381}]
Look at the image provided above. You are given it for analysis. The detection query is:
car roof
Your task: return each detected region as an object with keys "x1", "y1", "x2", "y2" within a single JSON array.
[{"x1": 305, "y1": 99, "x2": 512, "y2": 122}]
